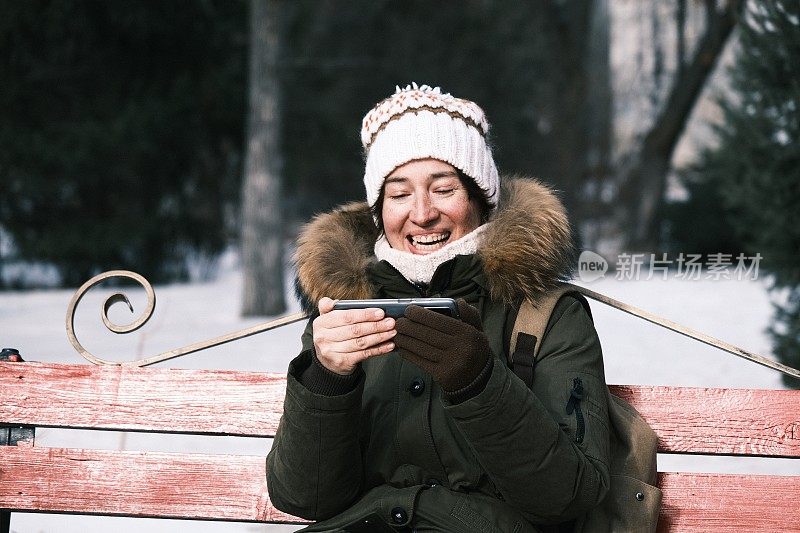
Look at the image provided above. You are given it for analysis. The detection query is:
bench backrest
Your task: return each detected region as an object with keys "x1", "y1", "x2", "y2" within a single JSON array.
[{"x1": 1, "y1": 361, "x2": 799, "y2": 531}]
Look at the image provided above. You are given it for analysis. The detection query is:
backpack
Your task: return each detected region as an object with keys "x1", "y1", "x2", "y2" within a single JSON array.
[{"x1": 508, "y1": 283, "x2": 662, "y2": 533}]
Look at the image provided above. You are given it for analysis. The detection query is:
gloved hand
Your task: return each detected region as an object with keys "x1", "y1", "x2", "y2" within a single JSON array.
[{"x1": 394, "y1": 299, "x2": 491, "y2": 393}]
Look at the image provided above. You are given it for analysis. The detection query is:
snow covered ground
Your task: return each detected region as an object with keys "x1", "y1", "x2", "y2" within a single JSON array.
[{"x1": 1, "y1": 261, "x2": 797, "y2": 532}]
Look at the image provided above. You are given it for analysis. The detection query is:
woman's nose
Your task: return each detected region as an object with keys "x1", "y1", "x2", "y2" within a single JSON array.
[{"x1": 409, "y1": 194, "x2": 438, "y2": 225}]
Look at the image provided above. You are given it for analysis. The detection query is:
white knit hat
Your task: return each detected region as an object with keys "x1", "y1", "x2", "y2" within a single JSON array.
[{"x1": 361, "y1": 83, "x2": 500, "y2": 209}]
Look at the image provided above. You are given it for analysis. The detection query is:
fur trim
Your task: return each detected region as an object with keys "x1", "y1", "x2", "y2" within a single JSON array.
[
  {"x1": 293, "y1": 178, "x2": 574, "y2": 311},
  {"x1": 480, "y1": 177, "x2": 574, "y2": 303},
  {"x1": 293, "y1": 202, "x2": 379, "y2": 311}
]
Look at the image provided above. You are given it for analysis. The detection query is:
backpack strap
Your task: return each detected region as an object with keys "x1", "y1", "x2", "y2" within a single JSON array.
[{"x1": 508, "y1": 283, "x2": 587, "y2": 387}]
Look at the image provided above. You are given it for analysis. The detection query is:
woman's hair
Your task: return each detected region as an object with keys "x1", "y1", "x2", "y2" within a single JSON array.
[{"x1": 370, "y1": 169, "x2": 493, "y2": 235}]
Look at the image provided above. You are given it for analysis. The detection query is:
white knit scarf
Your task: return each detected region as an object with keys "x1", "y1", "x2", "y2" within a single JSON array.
[{"x1": 374, "y1": 224, "x2": 489, "y2": 285}]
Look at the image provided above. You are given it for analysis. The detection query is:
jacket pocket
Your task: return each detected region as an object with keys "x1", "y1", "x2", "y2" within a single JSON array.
[
  {"x1": 565, "y1": 377, "x2": 586, "y2": 443},
  {"x1": 563, "y1": 373, "x2": 610, "y2": 466}
]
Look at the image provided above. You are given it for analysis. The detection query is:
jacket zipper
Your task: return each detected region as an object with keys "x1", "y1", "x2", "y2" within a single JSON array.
[{"x1": 566, "y1": 377, "x2": 585, "y2": 444}]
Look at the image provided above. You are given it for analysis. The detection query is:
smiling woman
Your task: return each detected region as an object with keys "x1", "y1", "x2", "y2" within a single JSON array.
[
  {"x1": 267, "y1": 84, "x2": 619, "y2": 532},
  {"x1": 380, "y1": 159, "x2": 482, "y2": 255}
]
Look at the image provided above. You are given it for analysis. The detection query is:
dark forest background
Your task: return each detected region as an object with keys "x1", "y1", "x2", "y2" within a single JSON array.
[{"x1": 1, "y1": 1, "x2": 798, "y2": 384}]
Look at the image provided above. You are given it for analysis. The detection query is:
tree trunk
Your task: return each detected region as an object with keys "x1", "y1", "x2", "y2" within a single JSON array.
[
  {"x1": 240, "y1": 0, "x2": 285, "y2": 316},
  {"x1": 576, "y1": 0, "x2": 613, "y2": 247},
  {"x1": 591, "y1": 0, "x2": 741, "y2": 256}
]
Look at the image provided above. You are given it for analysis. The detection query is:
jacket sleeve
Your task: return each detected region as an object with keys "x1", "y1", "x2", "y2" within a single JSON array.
[
  {"x1": 444, "y1": 295, "x2": 611, "y2": 524},
  {"x1": 266, "y1": 320, "x2": 366, "y2": 520}
]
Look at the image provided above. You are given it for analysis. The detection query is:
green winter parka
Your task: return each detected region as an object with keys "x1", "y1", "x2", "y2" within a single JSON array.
[{"x1": 267, "y1": 178, "x2": 612, "y2": 532}]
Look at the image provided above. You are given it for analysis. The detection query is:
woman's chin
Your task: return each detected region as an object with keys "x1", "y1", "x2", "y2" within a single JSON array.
[
  {"x1": 408, "y1": 247, "x2": 433, "y2": 256},
  {"x1": 406, "y1": 242, "x2": 447, "y2": 255}
]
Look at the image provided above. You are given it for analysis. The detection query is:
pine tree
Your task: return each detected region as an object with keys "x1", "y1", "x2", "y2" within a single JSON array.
[
  {"x1": 0, "y1": 2, "x2": 248, "y2": 286},
  {"x1": 695, "y1": 1, "x2": 800, "y2": 386}
]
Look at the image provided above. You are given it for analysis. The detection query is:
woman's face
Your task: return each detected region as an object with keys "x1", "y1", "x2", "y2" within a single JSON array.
[{"x1": 381, "y1": 158, "x2": 482, "y2": 255}]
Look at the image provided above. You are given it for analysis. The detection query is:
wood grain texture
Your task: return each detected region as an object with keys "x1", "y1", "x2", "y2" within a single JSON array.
[
  {"x1": 656, "y1": 472, "x2": 800, "y2": 532},
  {"x1": 3, "y1": 361, "x2": 800, "y2": 528},
  {"x1": 3, "y1": 447, "x2": 798, "y2": 529},
  {"x1": 3, "y1": 363, "x2": 799, "y2": 457},
  {"x1": 0, "y1": 446, "x2": 307, "y2": 524},
  {"x1": 610, "y1": 384, "x2": 800, "y2": 457},
  {"x1": 0, "y1": 362, "x2": 286, "y2": 436}
]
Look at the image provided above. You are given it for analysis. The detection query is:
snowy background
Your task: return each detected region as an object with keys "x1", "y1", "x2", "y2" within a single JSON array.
[{"x1": 2, "y1": 254, "x2": 798, "y2": 532}]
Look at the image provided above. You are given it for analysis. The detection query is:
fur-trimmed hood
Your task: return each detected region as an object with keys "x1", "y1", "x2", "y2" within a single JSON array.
[{"x1": 293, "y1": 177, "x2": 575, "y2": 309}]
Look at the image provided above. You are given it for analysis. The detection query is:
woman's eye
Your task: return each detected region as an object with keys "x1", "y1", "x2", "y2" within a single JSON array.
[
  {"x1": 435, "y1": 188, "x2": 455, "y2": 195},
  {"x1": 388, "y1": 193, "x2": 409, "y2": 200}
]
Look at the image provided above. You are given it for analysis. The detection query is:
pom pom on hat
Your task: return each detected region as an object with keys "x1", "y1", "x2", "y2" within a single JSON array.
[{"x1": 360, "y1": 83, "x2": 499, "y2": 209}]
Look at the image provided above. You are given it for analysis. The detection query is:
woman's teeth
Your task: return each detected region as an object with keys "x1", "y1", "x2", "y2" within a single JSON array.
[{"x1": 410, "y1": 232, "x2": 450, "y2": 247}]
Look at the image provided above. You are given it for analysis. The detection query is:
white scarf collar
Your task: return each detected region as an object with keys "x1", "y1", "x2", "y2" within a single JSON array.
[{"x1": 374, "y1": 224, "x2": 489, "y2": 285}]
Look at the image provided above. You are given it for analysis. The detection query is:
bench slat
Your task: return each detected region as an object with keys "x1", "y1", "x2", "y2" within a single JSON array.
[
  {"x1": 656, "y1": 472, "x2": 800, "y2": 532},
  {"x1": 611, "y1": 384, "x2": 800, "y2": 458},
  {"x1": 2, "y1": 363, "x2": 799, "y2": 458},
  {"x1": 0, "y1": 362, "x2": 285, "y2": 437},
  {"x1": 0, "y1": 446, "x2": 305, "y2": 524},
  {"x1": 1, "y1": 446, "x2": 798, "y2": 530}
]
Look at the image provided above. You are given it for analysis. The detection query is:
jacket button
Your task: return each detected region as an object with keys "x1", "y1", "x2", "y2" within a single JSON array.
[
  {"x1": 636, "y1": 492, "x2": 645, "y2": 501},
  {"x1": 409, "y1": 377, "x2": 425, "y2": 396},
  {"x1": 390, "y1": 506, "x2": 408, "y2": 524}
]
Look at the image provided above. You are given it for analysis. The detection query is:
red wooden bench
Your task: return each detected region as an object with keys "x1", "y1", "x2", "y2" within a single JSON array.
[{"x1": 1, "y1": 359, "x2": 799, "y2": 532}]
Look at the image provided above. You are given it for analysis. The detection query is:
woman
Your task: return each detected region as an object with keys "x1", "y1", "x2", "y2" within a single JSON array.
[{"x1": 267, "y1": 84, "x2": 611, "y2": 532}]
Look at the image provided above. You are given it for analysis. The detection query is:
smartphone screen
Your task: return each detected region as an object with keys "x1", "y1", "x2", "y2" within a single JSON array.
[{"x1": 332, "y1": 298, "x2": 458, "y2": 318}]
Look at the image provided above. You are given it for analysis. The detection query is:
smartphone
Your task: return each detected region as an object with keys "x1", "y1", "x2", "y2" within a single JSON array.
[{"x1": 332, "y1": 297, "x2": 459, "y2": 318}]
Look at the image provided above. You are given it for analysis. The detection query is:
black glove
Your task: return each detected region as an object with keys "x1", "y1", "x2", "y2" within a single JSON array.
[{"x1": 394, "y1": 299, "x2": 491, "y2": 393}]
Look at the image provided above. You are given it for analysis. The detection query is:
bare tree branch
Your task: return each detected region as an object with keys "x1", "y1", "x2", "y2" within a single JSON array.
[
  {"x1": 613, "y1": 0, "x2": 743, "y2": 251},
  {"x1": 644, "y1": 0, "x2": 741, "y2": 156}
]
